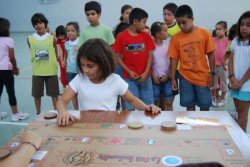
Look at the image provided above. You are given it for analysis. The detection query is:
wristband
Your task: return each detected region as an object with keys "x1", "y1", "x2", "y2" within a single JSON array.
[
  {"x1": 209, "y1": 72, "x2": 215, "y2": 76},
  {"x1": 22, "y1": 142, "x2": 38, "y2": 151},
  {"x1": 229, "y1": 74, "x2": 234, "y2": 79}
]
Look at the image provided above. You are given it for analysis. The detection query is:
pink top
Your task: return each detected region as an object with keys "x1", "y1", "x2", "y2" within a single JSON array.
[
  {"x1": 0, "y1": 37, "x2": 14, "y2": 70},
  {"x1": 152, "y1": 42, "x2": 170, "y2": 77},
  {"x1": 214, "y1": 37, "x2": 229, "y2": 65}
]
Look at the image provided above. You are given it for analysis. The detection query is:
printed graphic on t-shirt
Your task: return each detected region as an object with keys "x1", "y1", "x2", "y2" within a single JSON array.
[
  {"x1": 35, "y1": 50, "x2": 49, "y2": 60},
  {"x1": 126, "y1": 43, "x2": 145, "y2": 52},
  {"x1": 182, "y1": 42, "x2": 201, "y2": 70}
]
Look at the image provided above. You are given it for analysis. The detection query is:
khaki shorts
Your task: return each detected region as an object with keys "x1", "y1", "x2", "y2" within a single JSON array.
[{"x1": 32, "y1": 75, "x2": 59, "y2": 97}]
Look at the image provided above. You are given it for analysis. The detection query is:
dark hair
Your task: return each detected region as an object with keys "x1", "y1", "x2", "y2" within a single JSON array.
[
  {"x1": 0, "y1": 17, "x2": 10, "y2": 37},
  {"x1": 216, "y1": 21, "x2": 227, "y2": 36},
  {"x1": 129, "y1": 8, "x2": 148, "y2": 25},
  {"x1": 84, "y1": 1, "x2": 101, "y2": 14},
  {"x1": 228, "y1": 23, "x2": 237, "y2": 40},
  {"x1": 66, "y1": 22, "x2": 80, "y2": 37},
  {"x1": 212, "y1": 29, "x2": 217, "y2": 37},
  {"x1": 77, "y1": 38, "x2": 116, "y2": 80},
  {"x1": 163, "y1": 3, "x2": 178, "y2": 14},
  {"x1": 114, "y1": 22, "x2": 129, "y2": 38},
  {"x1": 237, "y1": 11, "x2": 250, "y2": 44},
  {"x1": 31, "y1": 13, "x2": 48, "y2": 28},
  {"x1": 55, "y1": 25, "x2": 66, "y2": 38},
  {"x1": 179, "y1": 162, "x2": 224, "y2": 167},
  {"x1": 150, "y1": 22, "x2": 165, "y2": 38},
  {"x1": 175, "y1": 5, "x2": 193, "y2": 19},
  {"x1": 119, "y1": 4, "x2": 133, "y2": 21}
]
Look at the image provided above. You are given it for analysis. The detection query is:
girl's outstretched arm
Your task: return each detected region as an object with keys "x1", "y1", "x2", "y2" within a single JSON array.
[
  {"x1": 122, "y1": 90, "x2": 161, "y2": 114},
  {"x1": 56, "y1": 87, "x2": 76, "y2": 126}
]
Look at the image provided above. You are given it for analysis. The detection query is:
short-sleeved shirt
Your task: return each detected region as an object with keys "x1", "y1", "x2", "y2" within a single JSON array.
[
  {"x1": 78, "y1": 23, "x2": 115, "y2": 47},
  {"x1": 168, "y1": 23, "x2": 181, "y2": 39},
  {"x1": 152, "y1": 42, "x2": 170, "y2": 77},
  {"x1": 69, "y1": 73, "x2": 128, "y2": 111},
  {"x1": 214, "y1": 37, "x2": 229, "y2": 65},
  {"x1": 65, "y1": 38, "x2": 79, "y2": 73},
  {"x1": 0, "y1": 37, "x2": 14, "y2": 70},
  {"x1": 231, "y1": 37, "x2": 250, "y2": 92},
  {"x1": 112, "y1": 30, "x2": 155, "y2": 79},
  {"x1": 168, "y1": 27, "x2": 216, "y2": 86}
]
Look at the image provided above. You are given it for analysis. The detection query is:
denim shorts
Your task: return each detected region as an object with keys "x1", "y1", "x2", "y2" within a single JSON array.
[
  {"x1": 153, "y1": 80, "x2": 173, "y2": 101},
  {"x1": 124, "y1": 77, "x2": 154, "y2": 110},
  {"x1": 66, "y1": 72, "x2": 77, "y2": 83},
  {"x1": 179, "y1": 74, "x2": 212, "y2": 108}
]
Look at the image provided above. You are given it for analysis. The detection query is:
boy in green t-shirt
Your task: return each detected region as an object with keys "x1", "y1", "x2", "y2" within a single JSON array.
[{"x1": 78, "y1": 1, "x2": 115, "y2": 47}]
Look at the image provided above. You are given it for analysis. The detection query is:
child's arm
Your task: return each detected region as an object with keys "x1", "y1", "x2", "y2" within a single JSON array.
[
  {"x1": 9, "y1": 47, "x2": 19, "y2": 75},
  {"x1": 56, "y1": 87, "x2": 76, "y2": 126},
  {"x1": 27, "y1": 38, "x2": 30, "y2": 49},
  {"x1": 139, "y1": 51, "x2": 153, "y2": 82},
  {"x1": 222, "y1": 52, "x2": 230, "y2": 71},
  {"x1": 113, "y1": 52, "x2": 139, "y2": 79},
  {"x1": 228, "y1": 52, "x2": 241, "y2": 90},
  {"x1": 122, "y1": 90, "x2": 161, "y2": 114},
  {"x1": 53, "y1": 39, "x2": 58, "y2": 61},
  {"x1": 170, "y1": 58, "x2": 178, "y2": 90},
  {"x1": 239, "y1": 67, "x2": 250, "y2": 86},
  {"x1": 207, "y1": 51, "x2": 215, "y2": 87}
]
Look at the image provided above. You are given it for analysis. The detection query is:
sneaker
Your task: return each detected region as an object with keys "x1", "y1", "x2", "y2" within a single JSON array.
[
  {"x1": 0, "y1": 112, "x2": 7, "y2": 119},
  {"x1": 217, "y1": 99, "x2": 225, "y2": 107},
  {"x1": 212, "y1": 97, "x2": 218, "y2": 107},
  {"x1": 12, "y1": 112, "x2": 29, "y2": 122}
]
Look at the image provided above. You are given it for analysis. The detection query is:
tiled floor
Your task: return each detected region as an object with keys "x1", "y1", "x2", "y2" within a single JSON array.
[{"x1": 0, "y1": 32, "x2": 249, "y2": 147}]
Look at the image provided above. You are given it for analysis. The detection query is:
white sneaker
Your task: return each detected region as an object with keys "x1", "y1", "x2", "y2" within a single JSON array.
[
  {"x1": 212, "y1": 99, "x2": 218, "y2": 107},
  {"x1": 0, "y1": 112, "x2": 7, "y2": 119},
  {"x1": 217, "y1": 99, "x2": 225, "y2": 107},
  {"x1": 12, "y1": 112, "x2": 29, "y2": 122}
]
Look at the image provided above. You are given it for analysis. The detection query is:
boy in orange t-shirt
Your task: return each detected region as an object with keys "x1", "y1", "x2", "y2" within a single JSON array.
[{"x1": 168, "y1": 5, "x2": 216, "y2": 111}]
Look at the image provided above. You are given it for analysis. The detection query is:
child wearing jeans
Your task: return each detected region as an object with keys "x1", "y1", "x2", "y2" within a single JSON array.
[
  {"x1": 112, "y1": 8, "x2": 155, "y2": 111},
  {"x1": 151, "y1": 22, "x2": 173, "y2": 110},
  {"x1": 168, "y1": 5, "x2": 216, "y2": 111}
]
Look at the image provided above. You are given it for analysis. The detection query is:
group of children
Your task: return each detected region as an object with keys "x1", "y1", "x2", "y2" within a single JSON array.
[{"x1": 0, "y1": 1, "x2": 249, "y2": 132}]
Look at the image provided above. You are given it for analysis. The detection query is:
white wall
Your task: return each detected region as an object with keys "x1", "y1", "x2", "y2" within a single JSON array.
[{"x1": 0, "y1": 0, "x2": 249, "y2": 32}]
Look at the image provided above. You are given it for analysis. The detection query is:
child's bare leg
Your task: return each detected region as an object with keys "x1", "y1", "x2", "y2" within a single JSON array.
[
  {"x1": 187, "y1": 106, "x2": 195, "y2": 111},
  {"x1": 200, "y1": 107, "x2": 209, "y2": 111},
  {"x1": 220, "y1": 91, "x2": 227, "y2": 100},
  {"x1": 234, "y1": 98, "x2": 250, "y2": 132},
  {"x1": 51, "y1": 96, "x2": 58, "y2": 110},
  {"x1": 34, "y1": 97, "x2": 41, "y2": 115},
  {"x1": 72, "y1": 96, "x2": 78, "y2": 110},
  {"x1": 11, "y1": 105, "x2": 18, "y2": 115},
  {"x1": 165, "y1": 98, "x2": 173, "y2": 111}
]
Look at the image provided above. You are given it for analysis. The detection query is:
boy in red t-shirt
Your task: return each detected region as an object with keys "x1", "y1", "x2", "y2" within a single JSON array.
[
  {"x1": 168, "y1": 5, "x2": 216, "y2": 111},
  {"x1": 112, "y1": 8, "x2": 155, "y2": 111}
]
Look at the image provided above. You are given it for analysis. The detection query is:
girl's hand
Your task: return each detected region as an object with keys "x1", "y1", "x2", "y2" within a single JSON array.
[
  {"x1": 12, "y1": 67, "x2": 19, "y2": 75},
  {"x1": 159, "y1": 74, "x2": 169, "y2": 83},
  {"x1": 57, "y1": 111, "x2": 76, "y2": 126},
  {"x1": 138, "y1": 72, "x2": 147, "y2": 83},
  {"x1": 145, "y1": 104, "x2": 161, "y2": 114},
  {"x1": 230, "y1": 77, "x2": 241, "y2": 90},
  {"x1": 152, "y1": 75, "x2": 161, "y2": 84}
]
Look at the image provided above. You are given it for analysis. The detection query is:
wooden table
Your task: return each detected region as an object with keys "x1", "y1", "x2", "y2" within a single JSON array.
[{"x1": 6, "y1": 111, "x2": 250, "y2": 166}]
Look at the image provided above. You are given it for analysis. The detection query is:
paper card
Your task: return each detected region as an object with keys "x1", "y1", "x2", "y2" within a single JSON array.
[{"x1": 32, "y1": 151, "x2": 48, "y2": 160}]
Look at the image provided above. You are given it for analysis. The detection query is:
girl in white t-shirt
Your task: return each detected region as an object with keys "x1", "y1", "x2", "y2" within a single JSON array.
[
  {"x1": 228, "y1": 11, "x2": 250, "y2": 132},
  {"x1": 56, "y1": 38, "x2": 161, "y2": 126},
  {"x1": 0, "y1": 18, "x2": 29, "y2": 121}
]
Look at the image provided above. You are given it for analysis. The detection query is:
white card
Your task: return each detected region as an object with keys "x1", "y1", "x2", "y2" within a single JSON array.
[{"x1": 31, "y1": 151, "x2": 48, "y2": 160}]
